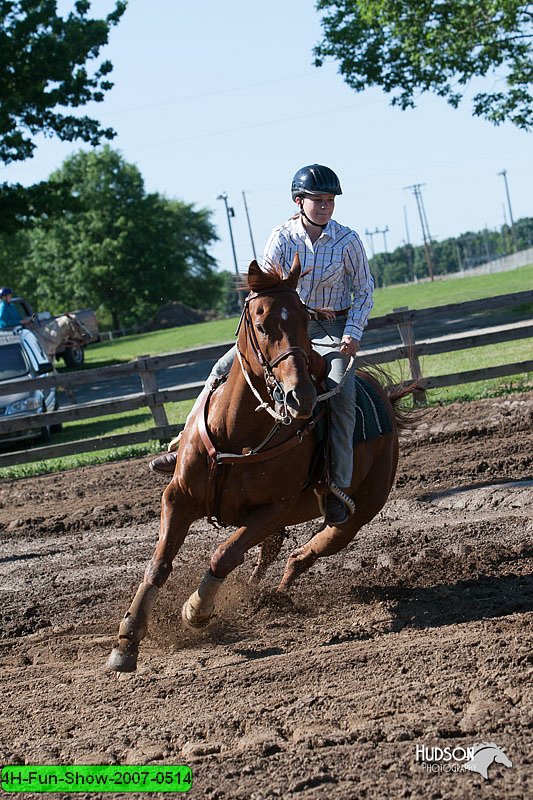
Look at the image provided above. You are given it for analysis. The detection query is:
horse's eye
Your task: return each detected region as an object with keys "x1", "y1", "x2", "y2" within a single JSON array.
[{"x1": 256, "y1": 323, "x2": 266, "y2": 336}]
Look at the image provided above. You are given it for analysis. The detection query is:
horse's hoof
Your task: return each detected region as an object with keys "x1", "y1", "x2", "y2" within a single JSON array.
[
  {"x1": 181, "y1": 598, "x2": 213, "y2": 629},
  {"x1": 106, "y1": 642, "x2": 139, "y2": 672}
]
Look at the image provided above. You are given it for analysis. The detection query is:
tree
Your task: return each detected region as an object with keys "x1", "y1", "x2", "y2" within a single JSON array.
[
  {"x1": 314, "y1": 1, "x2": 533, "y2": 129},
  {"x1": 366, "y1": 215, "x2": 533, "y2": 283},
  {"x1": 0, "y1": 0, "x2": 126, "y2": 164},
  {"x1": 24, "y1": 147, "x2": 221, "y2": 328},
  {"x1": 0, "y1": 0, "x2": 126, "y2": 232}
]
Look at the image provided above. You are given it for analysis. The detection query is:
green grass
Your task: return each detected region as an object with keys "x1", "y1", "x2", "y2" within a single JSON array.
[
  {"x1": 84, "y1": 318, "x2": 237, "y2": 366},
  {"x1": 0, "y1": 399, "x2": 195, "y2": 479},
  {"x1": 370, "y1": 263, "x2": 533, "y2": 316},
  {"x1": 378, "y1": 338, "x2": 533, "y2": 404},
  {"x1": 1, "y1": 264, "x2": 531, "y2": 479}
]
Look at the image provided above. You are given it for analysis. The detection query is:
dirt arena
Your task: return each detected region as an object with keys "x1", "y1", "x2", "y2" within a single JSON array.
[{"x1": 1, "y1": 392, "x2": 532, "y2": 799}]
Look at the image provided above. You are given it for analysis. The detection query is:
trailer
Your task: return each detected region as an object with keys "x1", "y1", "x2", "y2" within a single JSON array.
[{"x1": 13, "y1": 298, "x2": 99, "y2": 368}]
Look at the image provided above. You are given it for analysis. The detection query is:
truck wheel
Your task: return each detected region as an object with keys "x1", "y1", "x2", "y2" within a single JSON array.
[{"x1": 63, "y1": 345, "x2": 85, "y2": 368}]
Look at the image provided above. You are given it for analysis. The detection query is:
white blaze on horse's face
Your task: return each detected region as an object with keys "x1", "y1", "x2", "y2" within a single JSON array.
[{"x1": 281, "y1": 307, "x2": 289, "y2": 321}]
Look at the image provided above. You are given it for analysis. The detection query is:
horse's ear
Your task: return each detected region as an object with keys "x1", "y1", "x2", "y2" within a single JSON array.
[
  {"x1": 287, "y1": 253, "x2": 301, "y2": 289},
  {"x1": 247, "y1": 259, "x2": 263, "y2": 291}
]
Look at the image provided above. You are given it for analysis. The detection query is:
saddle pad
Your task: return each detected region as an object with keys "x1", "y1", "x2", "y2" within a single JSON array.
[{"x1": 354, "y1": 375, "x2": 392, "y2": 443}]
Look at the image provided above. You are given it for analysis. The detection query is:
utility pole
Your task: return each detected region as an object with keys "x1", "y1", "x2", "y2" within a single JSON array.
[
  {"x1": 404, "y1": 183, "x2": 434, "y2": 281},
  {"x1": 375, "y1": 225, "x2": 389, "y2": 253},
  {"x1": 364, "y1": 228, "x2": 377, "y2": 258},
  {"x1": 242, "y1": 191, "x2": 258, "y2": 261},
  {"x1": 404, "y1": 205, "x2": 415, "y2": 281},
  {"x1": 498, "y1": 169, "x2": 517, "y2": 252},
  {"x1": 217, "y1": 192, "x2": 245, "y2": 306}
]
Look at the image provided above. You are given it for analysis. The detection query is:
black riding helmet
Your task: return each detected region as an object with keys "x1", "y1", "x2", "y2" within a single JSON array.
[{"x1": 291, "y1": 164, "x2": 342, "y2": 200}]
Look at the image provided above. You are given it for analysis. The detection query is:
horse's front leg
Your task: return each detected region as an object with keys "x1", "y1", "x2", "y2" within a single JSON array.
[
  {"x1": 107, "y1": 481, "x2": 198, "y2": 672},
  {"x1": 182, "y1": 505, "x2": 288, "y2": 628}
]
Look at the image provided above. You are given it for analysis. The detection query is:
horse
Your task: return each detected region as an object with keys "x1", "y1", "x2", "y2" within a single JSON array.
[{"x1": 108, "y1": 255, "x2": 410, "y2": 672}]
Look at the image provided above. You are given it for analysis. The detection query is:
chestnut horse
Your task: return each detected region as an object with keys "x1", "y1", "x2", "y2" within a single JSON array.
[{"x1": 108, "y1": 256, "x2": 406, "y2": 672}]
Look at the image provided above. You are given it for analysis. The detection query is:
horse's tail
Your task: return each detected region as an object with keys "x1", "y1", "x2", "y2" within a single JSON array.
[
  {"x1": 357, "y1": 362, "x2": 427, "y2": 434},
  {"x1": 387, "y1": 380, "x2": 426, "y2": 434}
]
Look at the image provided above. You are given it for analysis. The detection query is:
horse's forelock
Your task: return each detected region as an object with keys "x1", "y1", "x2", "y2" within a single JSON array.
[{"x1": 247, "y1": 263, "x2": 287, "y2": 294}]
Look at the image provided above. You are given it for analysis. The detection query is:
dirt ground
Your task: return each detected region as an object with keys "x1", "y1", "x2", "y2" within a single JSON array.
[{"x1": 0, "y1": 393, "x2": 532, "y2": 799}]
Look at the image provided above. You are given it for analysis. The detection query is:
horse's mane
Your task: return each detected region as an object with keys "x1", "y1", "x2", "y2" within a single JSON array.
[{"x1": 237, "y1": 261, "x2": 289, "y2": 295}]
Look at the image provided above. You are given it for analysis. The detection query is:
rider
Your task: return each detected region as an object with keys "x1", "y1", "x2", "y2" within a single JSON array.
[
  {"x1": 0, "y1": 287, "x2": 31, "y2": 329},
  {"x1": 149, "y1": 164, "x2": 374, "y2": 526}
]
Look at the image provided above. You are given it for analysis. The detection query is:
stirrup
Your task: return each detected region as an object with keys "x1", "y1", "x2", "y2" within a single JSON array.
[{"x1": 329, "y1": 482, "x2": 356, "y2": 516}]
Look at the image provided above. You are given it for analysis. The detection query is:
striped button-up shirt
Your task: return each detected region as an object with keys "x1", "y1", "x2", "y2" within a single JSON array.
[{"x1": 262, "y1": 215, "x2": 374, "y2": 340}]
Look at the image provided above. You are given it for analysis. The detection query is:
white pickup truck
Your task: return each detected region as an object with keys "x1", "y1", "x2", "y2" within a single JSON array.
[{"x1": 0, "y1": 327, "x2": 59, "y2": 445}]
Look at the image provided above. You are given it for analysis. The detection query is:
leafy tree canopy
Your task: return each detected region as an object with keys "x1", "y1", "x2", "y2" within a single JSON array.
[
  {"x1": 315, "y1": 1, "x2": 533, "y2": 129},
  {"x1": 22, "y1": 147, "x2": 221, "y2": 328},
  {"x1": 0, "y1": 0, "x2": 126, "y2": 164}
]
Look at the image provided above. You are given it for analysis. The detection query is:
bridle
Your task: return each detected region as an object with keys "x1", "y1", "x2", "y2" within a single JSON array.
[{"x1": 235, "y1": 286, "x2": 310, "y2": 425}]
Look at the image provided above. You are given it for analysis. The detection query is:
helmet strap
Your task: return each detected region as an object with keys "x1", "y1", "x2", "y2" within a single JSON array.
[{"x1": 296, "y1": 199, "x2": 328, "y2": 231}]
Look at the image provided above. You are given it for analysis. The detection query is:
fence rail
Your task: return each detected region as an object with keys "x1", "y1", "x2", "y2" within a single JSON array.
[{"x1": 0, "y1": 290, "x2": 531, "y2": 468}]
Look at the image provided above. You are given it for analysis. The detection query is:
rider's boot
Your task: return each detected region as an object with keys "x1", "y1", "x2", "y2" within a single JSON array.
[
  {"x1": 325, "y1": 484, "x2": 355, "y2": 526},
  {"x1": 148, "y1": 431, "x2": 181, "y2": 475},
  {"x1": 325, "y1": 492, "x2": 349, "y2": 525},
  {"x1": 148, "y1": 450, "x2": 178, "y2": 475}
]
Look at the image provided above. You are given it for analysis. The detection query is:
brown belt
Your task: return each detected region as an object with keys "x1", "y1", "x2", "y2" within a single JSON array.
[{"x1": 311, "y1": 308, "x2": 349, "y2": 317}]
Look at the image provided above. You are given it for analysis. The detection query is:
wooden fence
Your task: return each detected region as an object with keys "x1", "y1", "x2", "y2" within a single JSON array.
[{"x1": 0, "y1": 290, "x2": 531, "y2": 468}]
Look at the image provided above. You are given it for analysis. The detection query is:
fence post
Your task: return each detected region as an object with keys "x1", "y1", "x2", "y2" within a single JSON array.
[
  {"x1": 393, "y1": 307, "x2": 427, "y2": 405},
  {"x1": 137, "y1": 355, "x2": 169, "y2": 441}
]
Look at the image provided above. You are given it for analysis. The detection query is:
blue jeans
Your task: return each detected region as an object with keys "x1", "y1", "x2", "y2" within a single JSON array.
[
  {"x1": 308, "y1": 318, "x2": 356, "y2": 488},
  {"x1": 204, "y1": 321, "x2": 356, "y2": 487}
]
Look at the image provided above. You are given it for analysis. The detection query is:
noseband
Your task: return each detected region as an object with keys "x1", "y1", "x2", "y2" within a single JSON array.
[{"x1": 235, "y1": 286, "x2": 310, "y2": 424}]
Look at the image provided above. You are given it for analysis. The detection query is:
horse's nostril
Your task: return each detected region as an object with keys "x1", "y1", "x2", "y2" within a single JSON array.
[
  {"x1": 285, "y1": 388, "x2": 316, "y2": 417},
  {"x1": 285, "y1": 389, "x2": 300, "y2": 408}
]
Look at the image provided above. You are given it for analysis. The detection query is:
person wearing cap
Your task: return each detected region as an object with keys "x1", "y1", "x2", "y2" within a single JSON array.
[
  {"x1": 149, "y1": 165, "x2": 374, "y2": 526},
  {"x1": 0, "y1": 288, "x2": 30, "y2": 329}
]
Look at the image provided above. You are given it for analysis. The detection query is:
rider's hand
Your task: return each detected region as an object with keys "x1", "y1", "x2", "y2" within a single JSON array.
[
  {"x1": 339, "y1": 336, "x2": 359, "y2": 356},
  {"x1": 315, "y1": 307, "x2": 336, "y2": 320}
]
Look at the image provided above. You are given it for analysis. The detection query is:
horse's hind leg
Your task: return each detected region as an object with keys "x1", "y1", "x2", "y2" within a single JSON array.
[
  {"x1": 249, "y1": 527, "x2": 287, "y2": 584},
  {"x1": 107, "y1": 482, "x2": 196, "y2": 672},
  {"x1": 278, "y1": 513, "x2": 365, "y2": 592}
]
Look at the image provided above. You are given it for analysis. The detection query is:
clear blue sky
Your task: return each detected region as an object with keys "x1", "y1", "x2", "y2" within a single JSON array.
[{"x1": 3, "y1": 0, "x2": 532, "y2": 275}]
